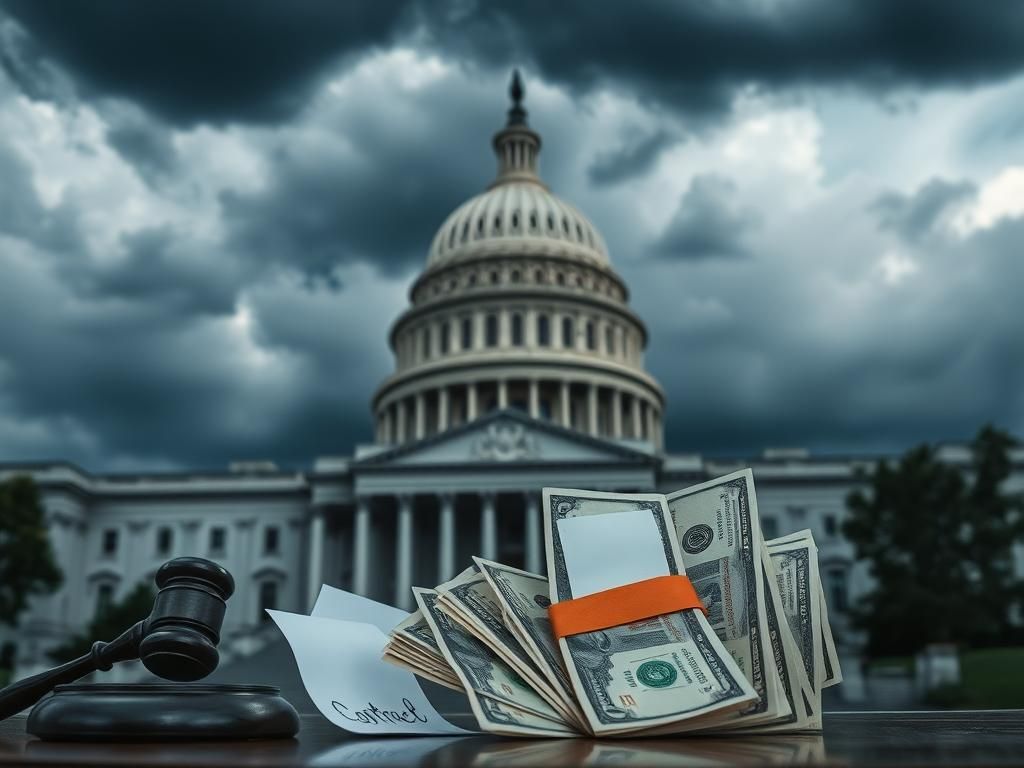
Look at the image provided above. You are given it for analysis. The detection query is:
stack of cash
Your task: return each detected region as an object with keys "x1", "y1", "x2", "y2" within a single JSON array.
[{"x1": 382, "y1": 469, "x2": 842, "y2": 737}]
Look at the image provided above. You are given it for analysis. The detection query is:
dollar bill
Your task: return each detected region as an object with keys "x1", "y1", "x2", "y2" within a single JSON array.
[
  {"x1": 665, "y1": 469, "x2": 788, "y2": 727},
  {"x1": 767, "y1": 532, "x2": 824, "y2": 729},
  {"x1": 413, "y1": 586, "x2": 575, "y2": 737},
  {"x1": 543, "y1": 488, "x2": 759, "y2": 735},
  {"x1": 746, "y1": 543, "x2": 818, "y2": 732},
  {"x1": 764, "y1": 530, "x2": 843, "y2": 689},
  {"x1": 436, "y1": 566, "x2": 585, "y2": 729},
  {"x1": 472, "y1": 556, "x2": 589, "y2": 731}
]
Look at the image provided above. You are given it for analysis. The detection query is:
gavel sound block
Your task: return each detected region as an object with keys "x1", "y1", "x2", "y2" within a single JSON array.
[{"x1": 0, "y1": 557, "x2": 299, "y2": 741}]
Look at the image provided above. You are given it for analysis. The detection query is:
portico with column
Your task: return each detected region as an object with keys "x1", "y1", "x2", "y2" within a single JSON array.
[{"x1": 342, "y1": 409, "x2": 658, "y2": 604}]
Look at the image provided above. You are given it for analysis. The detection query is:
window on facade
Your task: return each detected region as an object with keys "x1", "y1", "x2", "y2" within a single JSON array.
[
  {"x1": 461, "y1": 316, "x2": 473, "y2": 349},
  {"x1": 209, "y1": 527, "x2": 227, "y2": 555},
  {"x1": 510, "y1": 269, "x2": 521, "y2": 283},
  {"x1": 826, "y1": 567, "x2": 848, "y2": 612},
  {"x1": 824, "y1": 514, "x2": 837, "y2": 537},
  {"x1": 485, "y1": 314, "x2": 499, "y2": 347},
  {"x1": 156, "y1": 527, "x2": 173, "y2": 556},
  {"x1": 259, "y1": 581, "x2": 278, "y2": 623},
  {"x1": 556, "y1": 273, "x2": 565, "y2": 286},
  {"x1": 467, "y1": 272, "x2": 477, "y2": 286},
  {"x1": 562, "y1": 316, "x2": 575, "y2": 348},
  {"x1": 537, "y1": 314, "x2": 550, "y2": 346},
  {"x1": 95, "y1": 583, "x2": 114, "y2": 618},
  {"x1": 440, "y1": 322, "x2": 450, "y2": 355},
  {"x1": 511, "y1": 313, "x2": 524, "y2": 346},
  {"x1": 605, "y1": 326, "x2": 615, "y2": 356},
  {"x1": 535, "y1": 269, "x2": 545, "y2": 284},
  {"x1": 586, "y1": 320, "x2": 596, "y2": 351},
  {"x1": 102, "y1": 529, "x2": 118, "y2": 556},
  {"x1": 264, "y1": 526, "x2": 280, "y2": 556},
  {"x1": 786, "y1": 505, "x2": 807, "y2": 521},
  {"x1": 761, "y1": 516, "x2": 779, "y2": 540},
  {"x1": 490, "y1": 270, "x2": 500, "y2": 284}
]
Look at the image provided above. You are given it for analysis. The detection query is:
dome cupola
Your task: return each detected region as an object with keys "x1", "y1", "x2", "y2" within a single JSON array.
[
  {"x1": 426, "y1": 72, "x2": 609, "y2": 269},
  {"x1": 372, "y1": 72, "x2": 665, "y2": 451}
]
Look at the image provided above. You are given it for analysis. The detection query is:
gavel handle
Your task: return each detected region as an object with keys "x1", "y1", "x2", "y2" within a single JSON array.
[
  {"x1": 0, "y1": 654, "x2": 99, "y2": 720},
  {"x1": 0, "y1": 623, "x2": 143, "y2": 720}
]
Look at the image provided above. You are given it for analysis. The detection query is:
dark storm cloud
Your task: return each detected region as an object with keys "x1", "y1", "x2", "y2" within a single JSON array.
[
  {"x1": 219, "y1": 79, "x2": 516, "y2": 279},
  {"x1": 419, "y1": 0, "x2": 1024, "y2": 123},
  {"x1": 0, "y1": 0, "x2": 411, "y2": 125},
  {"x1": 103, "y1": 111, "x2": 179, "y2": 186},
  {"x1": 870, "y1": 178, "x2": 975, "y2": 242},
  {"x1": 9, "y1": 1, "x2": 1024, "y2": 131},
  {"x1": 81, "y1": 227, "x2": 240, "y2": 316},
  {"x1": 646, "y1": 212, "x2": 1024, "y2": 456},
  {"x1": 587, "y1": 129, "x2": 679, "y2": 186},
  {"x1": 0, "y1": 143, "x2": 81, "y2": 252},
  {"x1": 653, "y1": 175, "x2": 758, "y2": 260}
]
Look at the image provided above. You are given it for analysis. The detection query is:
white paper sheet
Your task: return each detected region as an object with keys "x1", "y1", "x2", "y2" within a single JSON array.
[
  {"x1": 269, "y1": 609, "x2": 471, "y2": 736},
  {"x1": 557, "y1": 508, "x2": 670, "y2": 597},
  {"x1": 311, "y1": 584, "x2": 408, "y2": 631}
]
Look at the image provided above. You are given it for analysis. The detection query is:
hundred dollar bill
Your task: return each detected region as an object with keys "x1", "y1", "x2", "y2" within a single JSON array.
[
  {"x1": 413, "y1": 587, "x2": 576, "y2": 737},
  {"x1": 764, "y1": 530, "x2": 843, "y2": 689},
  {"x1": 382, "y1": 600, "x2": 465, "y2": 691},
  {"x1": 767, "y1": 532, "x2": 824, "y2": 729},
  {"x1": 436, "y1": 566, "x2": 584, "y2": 729},
  {"x1": 543, "y1": 488, "x2": 759, "y2": 735},
  {"x1": 472, "y1": 557, "x2": 588, "y2": 731},
  {"x1": 665, "y1": 469, "x2": 789, "y2": 727},
  {"x1": 747, "y1": 543, "x2": 817, "y2": 732}
]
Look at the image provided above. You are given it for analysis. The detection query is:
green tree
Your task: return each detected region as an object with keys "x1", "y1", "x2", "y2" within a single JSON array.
[
  {"x1": 48, "y1": 582, "x2": 155, "y2": 663},
  {"x1": 0, "y1": 475, "x2": 63, "y2": 627},
  {"x1": 844, "y1": 426, "x2": 1024, "y2": 656}
]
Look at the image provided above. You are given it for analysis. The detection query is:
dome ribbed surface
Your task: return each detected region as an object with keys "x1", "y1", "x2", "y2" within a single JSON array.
[{"x1": 426, "y1": 182, "x2": 610, "y2": 268}]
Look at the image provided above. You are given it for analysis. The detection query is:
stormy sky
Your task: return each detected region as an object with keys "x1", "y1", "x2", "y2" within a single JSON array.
[{"x1": 0, "y1": 0, "x2": 1022, "y2": 472}]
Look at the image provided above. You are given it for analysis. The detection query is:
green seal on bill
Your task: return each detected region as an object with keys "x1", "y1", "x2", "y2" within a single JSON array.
[{"x1": 636, "y1": 660, "x2": 677, "y2": 688}]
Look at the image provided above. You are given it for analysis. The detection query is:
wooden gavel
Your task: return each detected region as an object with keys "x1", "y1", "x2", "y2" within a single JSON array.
[{"x1": 0, "y1": 557, "x2": 234, "y2": 720}]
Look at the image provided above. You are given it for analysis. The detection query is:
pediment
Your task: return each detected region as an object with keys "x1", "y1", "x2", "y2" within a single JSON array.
[{"x1": 355, "y1": 410, "x2": 655, "y2": 469}]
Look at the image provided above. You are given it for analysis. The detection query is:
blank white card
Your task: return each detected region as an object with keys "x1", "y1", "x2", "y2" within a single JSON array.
[{"x1": 557, "y1": 508, "x2": 670, "y2": 598}]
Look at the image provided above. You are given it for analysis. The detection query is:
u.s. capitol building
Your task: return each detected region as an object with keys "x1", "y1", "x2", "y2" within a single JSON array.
[{"x1": 3, "y1": 76, "x2": 1021, "y2": 689}]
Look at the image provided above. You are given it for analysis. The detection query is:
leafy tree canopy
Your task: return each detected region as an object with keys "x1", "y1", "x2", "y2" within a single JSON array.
[
  {"x1": 0, "y1": 475, "x2": 63, "y2": 627},
  {"x1": 844, "y1": 425, "x2": 1024, "y2": 656},
  {"x1": 48, "y1": 582, "x2": 155, "y2": 663}
]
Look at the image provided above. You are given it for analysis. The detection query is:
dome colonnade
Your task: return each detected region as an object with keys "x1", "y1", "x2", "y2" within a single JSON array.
[{"x1": 372, "y1": 72, "x2": 665, "y2": 450}]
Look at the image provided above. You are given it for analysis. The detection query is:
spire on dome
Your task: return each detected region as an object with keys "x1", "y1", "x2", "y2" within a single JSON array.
[
  {"x1": 507, "y1": 69, "x2": 527, "y2": 126},
  {"x1": 492, "y1": 69, "x2": 543, "y2": 187}
]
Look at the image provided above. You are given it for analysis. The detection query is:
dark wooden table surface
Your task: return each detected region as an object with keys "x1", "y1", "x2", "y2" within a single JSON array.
[{"x1": 2, "y1": 710, "x2": 1024, "y2": 767}]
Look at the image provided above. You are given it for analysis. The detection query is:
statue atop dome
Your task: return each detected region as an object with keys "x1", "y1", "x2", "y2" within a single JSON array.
[{"x1": 507, "y1": 69, "x2": 527, "y2": 126}]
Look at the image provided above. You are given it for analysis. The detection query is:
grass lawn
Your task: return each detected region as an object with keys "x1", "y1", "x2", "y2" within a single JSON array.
[{"x1": 959, "y1": 647, "x2": 1024, "y2": 709}]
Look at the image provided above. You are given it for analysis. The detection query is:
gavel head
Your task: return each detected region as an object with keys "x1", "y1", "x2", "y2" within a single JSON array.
[{"x1": 137, "y1": 557, "x2": 235, "y2": 682}]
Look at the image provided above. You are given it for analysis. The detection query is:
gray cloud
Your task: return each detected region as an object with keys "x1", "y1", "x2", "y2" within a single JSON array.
[
  {"x1": 653, "y1": 175, "x2": 759, "y2": 260},
  {"x1": 0, "y1": 143, "x2": 81, "y2": 252},
  {"x1": 0, "y1": 3, "x2": 1022, "y2": 472},
  {"x1": 1, "y1": 0, "x2": 412, "y2": 125},
  {"x1": 587, "y1": 129, "x2": 679, "y2": 186},
  {"x1": 103, "y1": 110, "x2": 179, "y2": 187},
  {"x1": 418, "y1": 0, "x2": 1024, "y2": 124},
  {"x1": 870, "y1": 178, "x2": 975, "y2": 242},
  {"x1": 219, "y1": 74, "x2": 534, "y2": 279}
]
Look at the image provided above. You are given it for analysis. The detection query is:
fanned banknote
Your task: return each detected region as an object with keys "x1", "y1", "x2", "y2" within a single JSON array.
[{"x1": 665, "y1": 469, "x2": 790, "y2": 728}]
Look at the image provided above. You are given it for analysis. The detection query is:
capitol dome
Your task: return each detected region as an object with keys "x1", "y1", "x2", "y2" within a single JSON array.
[{"x1": 372, "y1": 72, "x2": 664, "y2": 450}]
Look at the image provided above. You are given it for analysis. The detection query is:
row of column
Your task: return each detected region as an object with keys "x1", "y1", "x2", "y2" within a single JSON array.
[
  {"x1": 395, "y1": 307, "x2": 642, "y2": 370},
  {"x1": 377, "y1": 380, "x2": 662, "y2": 448},
  {"x1": 338, "y1": 492, "x2": 542, "y2": 611}
]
